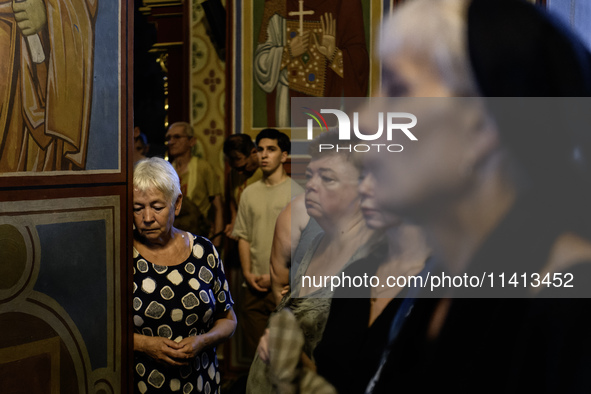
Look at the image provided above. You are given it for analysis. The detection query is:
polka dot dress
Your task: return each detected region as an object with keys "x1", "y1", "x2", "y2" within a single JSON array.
[{"x1": 133, "y1": 235, "x2": 233, "y2": 393}]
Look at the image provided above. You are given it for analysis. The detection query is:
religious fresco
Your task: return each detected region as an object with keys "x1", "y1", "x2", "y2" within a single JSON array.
[
  {"x1": 0, "y1": 196, "x2": 123, "y2": 393},
  {"x1": 254, "y1": 0, "x2": 370, "y2": 127},
  {"x1": 231, "y1": 0, "x2": 383, "y2": 141},
  {"x1": 0, "y1": 0, "x2": 121, "y2": 175},
  {"x1": 0, "y1": 1, "x2": 132, "y2": 392},
  {"x1": 229, "y1": 0, "x2": 387, "y2": 180}
]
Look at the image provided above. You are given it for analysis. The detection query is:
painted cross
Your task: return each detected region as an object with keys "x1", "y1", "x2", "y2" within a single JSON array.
[{"x1": 288, "y1": 0, "x2": 314, "y2": 35}]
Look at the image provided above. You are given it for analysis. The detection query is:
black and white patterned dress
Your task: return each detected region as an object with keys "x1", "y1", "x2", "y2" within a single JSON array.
[{"x1": 133, "y1": 235, "x2": 233, "y2": 393}]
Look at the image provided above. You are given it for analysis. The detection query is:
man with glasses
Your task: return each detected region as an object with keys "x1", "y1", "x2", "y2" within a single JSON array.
[{"x1": 166, "y1": 122, "x2": 223, "y2": 247}]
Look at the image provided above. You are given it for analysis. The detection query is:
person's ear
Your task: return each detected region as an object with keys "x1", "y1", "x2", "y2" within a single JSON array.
[
  {"x1": 280, "y1": 150, "x2": 288, "y2": 163},
  {"x1": 174, "y1": 194, "x2": 183, "y2": 216}
]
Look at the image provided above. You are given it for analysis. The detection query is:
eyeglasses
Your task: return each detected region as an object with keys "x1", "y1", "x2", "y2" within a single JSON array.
[{"x1": 164, "y1": 134, "x2": 190, "y2": 143}]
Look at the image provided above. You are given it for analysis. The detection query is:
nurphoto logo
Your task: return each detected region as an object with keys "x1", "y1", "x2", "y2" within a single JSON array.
[{"x1": 303, "y1": 107, "x2": 418, "y2": 153}]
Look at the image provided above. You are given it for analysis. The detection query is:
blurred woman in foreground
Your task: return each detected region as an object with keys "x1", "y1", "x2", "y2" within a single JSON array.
[
  {"x1": 314, "y1": 170, "x2": 429, "y2": 394},
  {"x1": 362, "y1": 0, "x2": 591, "y2": 392}
]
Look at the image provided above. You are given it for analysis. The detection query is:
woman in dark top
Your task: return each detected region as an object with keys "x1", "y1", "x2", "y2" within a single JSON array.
[
  {"x1": 314, "y1": 171, "x2": 429, "y2": 394},
  {"x1": 355, "y1": 0, "x2": 591, "y2": 393}
]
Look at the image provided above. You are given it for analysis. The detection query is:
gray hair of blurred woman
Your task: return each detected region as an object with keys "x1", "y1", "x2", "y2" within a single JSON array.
[
  {"x1": 379, "y1": 0, "x2": 479, "y2": 97},
  {"x1": 134, "y1": 157, "x2": 181, "y2": 205},
  {"x1": 379, "y1": 0, "x2": 591, "y2": 219}
]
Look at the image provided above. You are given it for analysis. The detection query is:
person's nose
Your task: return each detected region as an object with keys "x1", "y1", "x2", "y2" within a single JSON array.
[
  {"x1": 358, "y1": 175, "x2": 371, "y2": 198},
  {"x1": 143, "y1": 208, "x2": 155, "y2": 223},
  {"x1": 359, "y1": 171, "x2": 377, "y2": 196},
  {"x1": 305, "y1": 174, "x2": 318, "y2": 192}
]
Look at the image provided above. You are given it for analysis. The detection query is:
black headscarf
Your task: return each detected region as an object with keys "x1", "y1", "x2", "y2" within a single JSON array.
[
  {"x1": 467, "y1": 0, "x2": 591, "y2": 97},
  {"x1": 466, "y1": 0, "x2": 591, "y2": 224}
]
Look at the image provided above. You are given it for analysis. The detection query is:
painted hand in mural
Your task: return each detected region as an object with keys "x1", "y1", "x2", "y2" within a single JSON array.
[
  {"x1": 314, "y1": 12, "x2": 337, "y2": 61},
  {"x1": 12, "y1": 0, "x2": 47, "y2": 36},
  {"x1": 290, "y1": 30, "x2": 310, "y2": 57}
]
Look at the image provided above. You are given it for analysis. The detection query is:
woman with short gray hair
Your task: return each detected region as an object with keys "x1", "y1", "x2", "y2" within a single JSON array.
[{"x1": 132, "y1": 157, "x2": 236, "y2": 393}]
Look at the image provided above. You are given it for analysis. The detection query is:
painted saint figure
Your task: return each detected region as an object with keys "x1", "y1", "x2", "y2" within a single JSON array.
[
  {"x1": 0, "y1": 0, "x2": 97, "y2": 172},
  {"x1": 254, "y1": 0, "x2": 369, "y2": 127}
]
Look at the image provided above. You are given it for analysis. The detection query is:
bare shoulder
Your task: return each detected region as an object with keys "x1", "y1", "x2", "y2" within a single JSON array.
[
  {"x1": 276, "y1": 201, "x2": 292, "y2": 229},
  {"x1": 290, "y1": 193, "x2": 309, "y2": 231}
]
